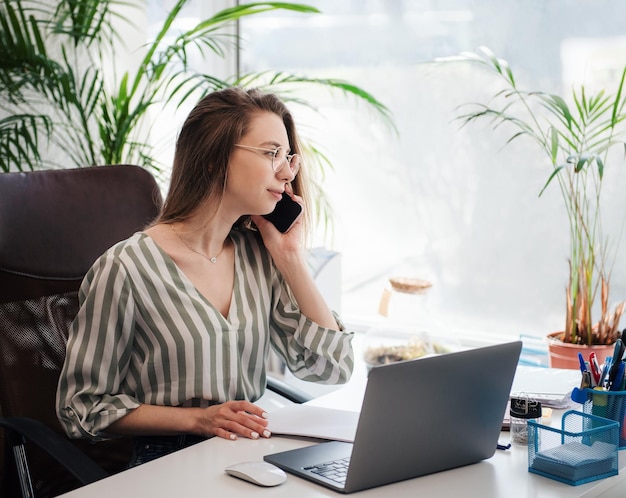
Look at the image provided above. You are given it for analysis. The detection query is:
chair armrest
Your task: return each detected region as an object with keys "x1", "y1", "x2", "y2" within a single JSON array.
[
  {"x1": 0, "y1": 416, "x2": 109, "y2": 485},
  {"x1": 266, "y1": 376, "x2": 313, "y2": 404}
]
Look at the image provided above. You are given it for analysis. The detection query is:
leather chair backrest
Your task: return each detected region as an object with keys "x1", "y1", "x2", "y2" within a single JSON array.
[{"x1": 0, "y1": 165, "x2": 162, "y2": 496}]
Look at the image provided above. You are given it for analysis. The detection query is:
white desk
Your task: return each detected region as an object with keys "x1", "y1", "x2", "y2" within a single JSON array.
[
  {"x1": 59, "y1": 431, "x2": 626, "y2": 498},
  {"x1": 59, "y1": 380, "x2": 626, "y2": 497}
]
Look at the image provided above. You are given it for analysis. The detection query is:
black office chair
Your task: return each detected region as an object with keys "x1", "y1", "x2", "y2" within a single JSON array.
[
  {"x1": 0, "y1": 165, "x2": 162, "y2": 496},
  {"x1": 0, "y1": 165, "x2": 312, "y2": 497}
]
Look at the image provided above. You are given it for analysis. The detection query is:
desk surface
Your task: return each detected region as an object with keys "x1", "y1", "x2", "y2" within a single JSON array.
[
  {"x1": 60, "y1": 378, "x2": 626, "y2": 498},
  {"x1": 59, "y1": 425, "x2": 626, "y2": 498}
]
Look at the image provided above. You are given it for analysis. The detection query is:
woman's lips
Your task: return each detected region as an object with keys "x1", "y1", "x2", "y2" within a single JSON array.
[{"x1": 268, "y1": 189, "x2": 283, "y2": 201}]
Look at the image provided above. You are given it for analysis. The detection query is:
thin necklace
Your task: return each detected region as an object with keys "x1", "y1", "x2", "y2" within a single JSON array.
[{"x1": 169, "y1": 224, "x2": 225, "y2": 264}]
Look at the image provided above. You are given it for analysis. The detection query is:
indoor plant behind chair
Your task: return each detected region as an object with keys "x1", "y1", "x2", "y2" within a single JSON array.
[{"x1": 447, "y1": 47, "x2": 626, "y2": 368}]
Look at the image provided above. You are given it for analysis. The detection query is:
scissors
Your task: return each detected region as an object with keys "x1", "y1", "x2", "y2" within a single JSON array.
[{"x1": 588, "y1": 352, "x2": 601, "y2": 386}]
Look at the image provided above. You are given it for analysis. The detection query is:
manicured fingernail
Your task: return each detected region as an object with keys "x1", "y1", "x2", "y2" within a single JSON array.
[
  {"x1": 229, "y1": 434, "x2": 236, "y2": 440},
  {"x1": 263, "y1": 430, "x2": 271, "y2": 438},
  {"x1": 251, "y1": 432, "x2": 259, "y2": 439},
  {"x1": 262, "y1": 412, "x2": 269, "y2": 419}
]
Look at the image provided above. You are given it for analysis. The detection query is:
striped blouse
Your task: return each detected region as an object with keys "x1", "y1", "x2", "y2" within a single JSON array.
[{"x1": 56, "y1": 229, "x2": 354, "y2": 440}]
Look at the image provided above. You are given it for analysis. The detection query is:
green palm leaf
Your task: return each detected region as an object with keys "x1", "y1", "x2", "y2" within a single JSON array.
[{"x1": 0, "y1": 0, "x2": 394, "y2": 243}]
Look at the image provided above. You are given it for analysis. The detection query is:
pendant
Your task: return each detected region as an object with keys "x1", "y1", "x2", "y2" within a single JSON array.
[{"x1": 210, "y1": 257, "x2": 217, "y2": 264}]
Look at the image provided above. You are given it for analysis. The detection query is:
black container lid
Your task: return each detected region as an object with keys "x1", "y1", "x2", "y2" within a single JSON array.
[{"x1": 510, "y1": 397, "x2": 542, "y2": 419}]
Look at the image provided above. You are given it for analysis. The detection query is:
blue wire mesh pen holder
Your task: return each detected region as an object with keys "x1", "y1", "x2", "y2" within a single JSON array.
[
  {"x1": 582, "y1": 388, "x2": 626, "y2": 448},
  {"x1": 527, "y1": 410, "x2": 619, "y2": 486}
]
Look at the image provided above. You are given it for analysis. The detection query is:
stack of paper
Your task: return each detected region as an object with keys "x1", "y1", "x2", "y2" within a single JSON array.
[
  {"x1": 510, "y1": 366, "x2": 580, "y2": 409},
  {"x1": 531, "y1": 441, "x2": 617, "y2": 482},
  {"x1": 269, "y1": 366, "x2": 582, "y2": 438}
]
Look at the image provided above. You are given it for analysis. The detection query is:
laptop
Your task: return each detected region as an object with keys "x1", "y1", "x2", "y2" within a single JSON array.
[{"x1": 264, "y1": 341, "x2": 522, "y2": 493}]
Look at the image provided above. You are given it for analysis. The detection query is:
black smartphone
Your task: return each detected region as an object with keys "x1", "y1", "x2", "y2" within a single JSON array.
[{"x1": 263, "y1": 192, "x2": 303, "y2": 233}]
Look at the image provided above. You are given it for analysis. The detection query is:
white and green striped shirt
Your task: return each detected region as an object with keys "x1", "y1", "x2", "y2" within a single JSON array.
[{"x1": 56, "y1": 229, "x2": 354, "y2": 440}]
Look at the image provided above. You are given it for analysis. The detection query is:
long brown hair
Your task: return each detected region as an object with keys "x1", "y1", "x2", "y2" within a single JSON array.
[{"x1": 156, "y1": 87, "x2": 309, "y2": 229}]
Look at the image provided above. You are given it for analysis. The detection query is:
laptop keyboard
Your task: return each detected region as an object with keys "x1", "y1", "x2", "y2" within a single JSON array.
[{"x1": 304, "y1": 456, "x2": 351, "y2": 485}]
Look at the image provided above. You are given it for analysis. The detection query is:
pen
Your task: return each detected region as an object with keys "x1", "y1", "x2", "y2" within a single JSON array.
[
  {"x1": 610, "y1": 362, "x2": 625, "y2": 391},
  {"x1": 578, "y1": 352, "x2": 587, "y2": 374},
  {"x1": 608, "y1": 340, "x2": 625, "y2": 385},
  {"x1": 599, "y1": 357, "x2": 612, "y2": 388}
]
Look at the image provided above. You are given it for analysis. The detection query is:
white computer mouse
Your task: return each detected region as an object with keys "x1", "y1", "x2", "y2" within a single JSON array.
[{"x1": 224, "y1": 461, "x2": 287, "y2": 487}]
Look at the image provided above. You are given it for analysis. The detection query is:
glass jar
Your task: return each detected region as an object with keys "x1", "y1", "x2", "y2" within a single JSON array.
[
  {"x1": 363, "y1": 328, "x2": 446, "y2": 370},
  {"x1": 378, "y1": 276, "x2": 434, "y2": 329},
  {"x1": 364, "y1": 276, "x2": 454, "y2": 370},
  {"x1": 510, "y1": 397, "x2": 542, "y2": 445}
]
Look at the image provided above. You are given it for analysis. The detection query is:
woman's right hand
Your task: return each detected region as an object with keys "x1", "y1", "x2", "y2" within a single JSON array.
[{"x1": 201, "y1": 400, "x2": 271, "y2": 441}]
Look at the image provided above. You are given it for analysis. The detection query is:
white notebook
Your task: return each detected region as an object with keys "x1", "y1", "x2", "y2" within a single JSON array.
[{"x1": 268, "y1": 404, "x2": 360, "y2": 442}]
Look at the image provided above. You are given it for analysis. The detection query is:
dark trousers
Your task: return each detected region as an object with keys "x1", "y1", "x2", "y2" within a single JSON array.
[{"x1": 128, "y1": 434, "x2": 208, "y2": 468}]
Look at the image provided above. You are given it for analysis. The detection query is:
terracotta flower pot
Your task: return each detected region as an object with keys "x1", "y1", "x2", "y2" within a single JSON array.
[{"x1": 546, "y1": 331, "x2": 615, "y2": 369}]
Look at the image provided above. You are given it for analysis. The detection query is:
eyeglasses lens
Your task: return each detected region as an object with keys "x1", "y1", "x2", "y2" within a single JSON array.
[{"x1": 273, "y1": 149, "x2": 300, "y2": 175}]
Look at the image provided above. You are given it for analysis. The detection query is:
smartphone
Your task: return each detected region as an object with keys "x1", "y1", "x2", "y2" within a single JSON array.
[{"x1": 263, "y1": 192, "x2": 303, "y2": 233}]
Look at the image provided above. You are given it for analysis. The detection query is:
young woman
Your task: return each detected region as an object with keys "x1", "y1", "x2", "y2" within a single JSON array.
[{"x1": 56, "y1": 87, "x2": 354, "y2": 466}]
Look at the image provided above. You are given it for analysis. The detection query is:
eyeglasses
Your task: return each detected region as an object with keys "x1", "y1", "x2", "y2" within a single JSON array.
[{"x1": 234, "y1": 144, "x2": 300, "y2": 176}]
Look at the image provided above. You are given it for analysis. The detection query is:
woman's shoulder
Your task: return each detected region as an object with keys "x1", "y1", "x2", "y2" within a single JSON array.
[
  {"x1": 82, "y1": 233, "x2": 150, "y2": 286},
  {"x1": 93, "y1": 232, "x2": 152, "y2": 267},
  {"x1": 107, "y1": 232, "x2": 149, "y2": 254}
]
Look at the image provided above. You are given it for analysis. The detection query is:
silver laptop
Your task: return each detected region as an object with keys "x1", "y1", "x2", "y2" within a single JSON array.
[{"x1": 264, "y1": 341, "x2": 522, "y2": 493}]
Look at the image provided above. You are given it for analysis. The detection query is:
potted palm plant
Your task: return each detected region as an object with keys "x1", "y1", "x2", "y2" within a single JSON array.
[
  {"x1": 0, "y1": 0, "x2": 393, "y2": 229},
  {"x1": 447, "y1": 47, "x2": 626, "y2": 368}
]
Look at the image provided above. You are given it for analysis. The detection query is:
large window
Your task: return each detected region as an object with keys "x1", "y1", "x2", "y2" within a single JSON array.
[{"x1": 239, "y1": 1, "x2": 626, "y2": 342}]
